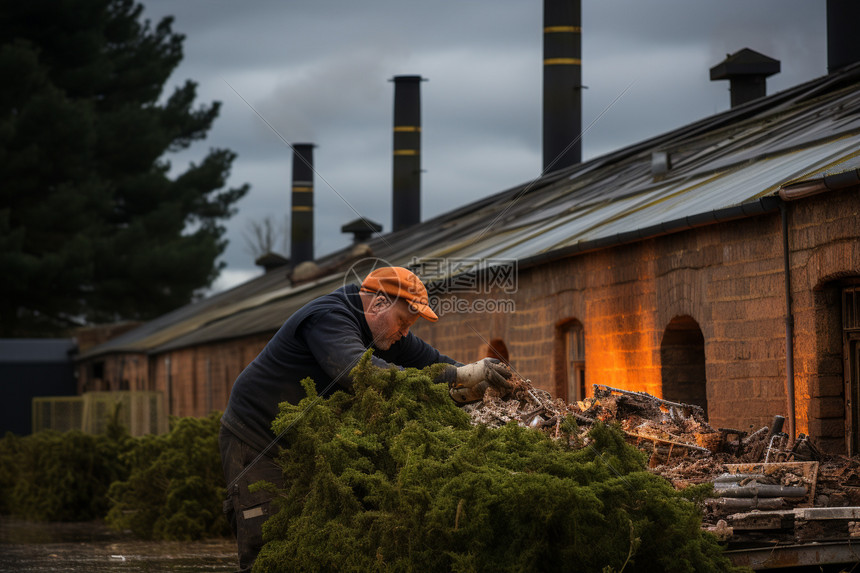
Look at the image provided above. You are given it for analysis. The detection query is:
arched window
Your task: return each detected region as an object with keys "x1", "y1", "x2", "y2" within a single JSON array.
[
  {"x1": 660, "y1": 316, "x2": 707, "y2": 417},
  {"x1": 480, "y1": 338, "x2": 510, "y2": 364}
]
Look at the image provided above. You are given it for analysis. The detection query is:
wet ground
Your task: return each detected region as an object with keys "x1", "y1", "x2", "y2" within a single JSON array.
[{"x1": 0, "y1": 517, "x2": 237, "y2": 572}]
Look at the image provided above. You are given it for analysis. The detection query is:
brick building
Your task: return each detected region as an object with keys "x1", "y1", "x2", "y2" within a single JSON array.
[{"x1": 76, "y1": 58, "x2": 860, "y2": 453}]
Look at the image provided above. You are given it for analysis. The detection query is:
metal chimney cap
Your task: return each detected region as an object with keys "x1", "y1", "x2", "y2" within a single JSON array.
[
  {"x1": 710, "y1": 48, "x2": 780, "y2": 80},
  {"x1": 341, "y1": 218, "x2": 383, "y2": 233},
  {"x1": 255, "y1": 252, "x2": 290, "y2": 273},
  {"x1": 342, "y1": 218, "x2": 383, "y2": 242}
]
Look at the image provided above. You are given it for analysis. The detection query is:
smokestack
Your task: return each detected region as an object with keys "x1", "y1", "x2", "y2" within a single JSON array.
[
  {"x1": 827, "y1": 0, "x2": 860, "y2": 73},
  {"x1": 290, "y1": 143, "x2": 315, "y2": 266},
  {"x1": 543, "y1": 0, "x2": 582, "y2": 173},
  {"x1": 391, "y1": 75, "x2": 423, "y2": 232},
  {"x1": 710, "y1": 48, "x2": 780, "y2": 108}
]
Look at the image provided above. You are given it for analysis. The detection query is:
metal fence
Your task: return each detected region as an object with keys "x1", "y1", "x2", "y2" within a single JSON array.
[{"x1": 32, "y1": 391, "x2": 168, "y2": 436}]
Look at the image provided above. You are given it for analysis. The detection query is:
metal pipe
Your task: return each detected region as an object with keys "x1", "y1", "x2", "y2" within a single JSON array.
[
  {"x1": 543, "y1": 0, "x2": 582, "y2": 172},
  {"x1": 765, "y1": 433, "x2": 785, "y2": 463},
  {"x1": 780, "y1": 201, "x2": 796, "y2": 443},
  {"x1": 827, "y1": 0, "x2": 860, "y2": 73},
  {"x1": 714, "y1": 483, "x2": 807, "y2": 498},
  {"x1": 391, "y1": 75, "x2": 424, "y2": 232},
  {"x1": 290, "y1": 143, "x2": 315, "y2": 265},
  {"x1": 713, "y1": 473, "x2": 764, "y2": 483},
  {"x1": 767, "y1": 415, "x2": 785, "y2": 440},
  {"x1": 705, "y1": 497, "x2": 786, "y2": 510}
]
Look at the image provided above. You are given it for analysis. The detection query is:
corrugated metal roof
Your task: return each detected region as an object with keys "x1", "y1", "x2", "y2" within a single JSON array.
[
  {"x1": 77, "y1": 267, "x2": 292, "y2": 359},
  {"x1": 151, "y1": 276, "x2": 342, "y2": 353},
  {"x1": 79, "y1": 63, "x2": 860, "y2": 359}
]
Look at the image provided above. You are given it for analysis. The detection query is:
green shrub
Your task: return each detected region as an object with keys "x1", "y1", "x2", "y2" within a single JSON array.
[
  {"x1": 0, "y1": 423, "x2": 129, "y2": 521},
  {"x1": 0, "y1": 409, "x2": 228, "y2": 542},
  {"x1": 254, "y1": 351, "x2": 746, "y2": 573},
  {"x1": 105, "y1": 411, "x2": 230, "y2": 540},
  {"x1": 0, "y1": 432, "x2": 22, "y2": 515}
]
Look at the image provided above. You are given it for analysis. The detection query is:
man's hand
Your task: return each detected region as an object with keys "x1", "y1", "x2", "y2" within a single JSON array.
[{"x1": 449, "y1": 358, "x2": 513, "y2": 403}]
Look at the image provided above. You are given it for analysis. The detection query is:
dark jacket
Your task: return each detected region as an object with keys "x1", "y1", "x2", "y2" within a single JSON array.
[{"x1": 221, "y1": 284, "x2": 459, "y2": 451}]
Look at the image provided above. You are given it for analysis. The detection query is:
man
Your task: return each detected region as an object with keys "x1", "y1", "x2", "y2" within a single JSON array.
[{"x1": 219, "y1": 266, "x2": 510, "y2": 571}]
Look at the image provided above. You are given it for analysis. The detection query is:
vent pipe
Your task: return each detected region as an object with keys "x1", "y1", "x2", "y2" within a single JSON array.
[
  {"x1": 391, "y1": 75, "x2": 424, "y2": 232},
  {"x1": 710, "y1": 48, "x2": 780, "y2": 108},
  {"x1": 543, "y1": 0, "x2": 582, "y2": 173},
  {"x1": 255, "y1": 252, "x2": 290, "y2": 274},
  {"x1": 341, "y1": 218, "x2": 383, "y2": 244},
  {"x1": 290, "y1": 143, "x2": 315, "y2": 265},
  {"x1": 827, "y1": 0, "x2": 860, "y2": 73}
]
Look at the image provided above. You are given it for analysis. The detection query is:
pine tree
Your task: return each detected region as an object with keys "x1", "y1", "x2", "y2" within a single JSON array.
[{"x1": 0, "y1": 0, "x2": 249, "y2": 336}]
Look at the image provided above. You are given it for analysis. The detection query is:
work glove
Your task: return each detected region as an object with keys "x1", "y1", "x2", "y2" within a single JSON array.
[{"x1": 449, "y1": 358, "x2": 513, "y2": 403}]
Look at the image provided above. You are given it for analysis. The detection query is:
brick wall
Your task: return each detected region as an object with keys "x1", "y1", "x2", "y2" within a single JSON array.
[
  {"x1": 414, "y1": 188, "x2": 860, "y2": 452},
  {"x1": 789, "y1": 189, "x2": 860, "y2": 451},
  {"x1": 74, "y1": 188, "x2": 859, "y2": 452}
]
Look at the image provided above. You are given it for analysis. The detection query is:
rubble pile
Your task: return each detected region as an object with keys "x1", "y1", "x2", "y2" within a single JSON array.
[
  {"x1": 816, "y1": 458, "x2": 860, "y2": 506},
  {"x1": 697, "y1": 459, "x2": 860, "y2": 557},
  {"x1": 465, "y1": 372, "x2": 821, "y2": 466},
  {"x1": 461, "y1": 369, "x2": 860, "y2": 561},
  {"x1": 464, "y1": 374, "x2": 729, "y2": 465},
  {"x1": 460, "y1": 372, "x2": 578, "y2": 435}
]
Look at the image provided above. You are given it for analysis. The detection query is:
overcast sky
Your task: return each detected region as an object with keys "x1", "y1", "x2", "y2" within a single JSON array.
[{"x1": 137, "y1": 1, "x2": 827, "y2": 293}]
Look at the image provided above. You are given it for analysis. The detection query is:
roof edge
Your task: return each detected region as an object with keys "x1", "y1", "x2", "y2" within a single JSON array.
[
  {"x1": 516, "y1": 196, "x2": 782, "y2": 271},
  {"x1": 780, "y1": 167, "x2": 860, "y2": 200}
]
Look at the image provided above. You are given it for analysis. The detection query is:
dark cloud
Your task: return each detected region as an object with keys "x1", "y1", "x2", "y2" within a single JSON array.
[{"x1": 138, "y1": 0, "x2": 829, "y2": 291}]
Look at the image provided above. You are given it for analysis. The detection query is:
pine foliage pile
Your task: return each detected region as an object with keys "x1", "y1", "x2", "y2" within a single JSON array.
[
  {"x1": 0, "y1": 420, "x2": 129, "y2": 521},
  {"x1": 0, "y1": 411, "x2": 228, "y2": 541},
  {"x1": 256, "y1": 352, "x2": 745, "y2": 573},
  {"x1": 105, "y1": 411, "x2": 230, "y2": 540}
]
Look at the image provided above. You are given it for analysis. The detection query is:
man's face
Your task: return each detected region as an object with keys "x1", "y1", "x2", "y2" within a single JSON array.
[{"x1": 366, "y1": 296, "x2": 419, "y2": 350}]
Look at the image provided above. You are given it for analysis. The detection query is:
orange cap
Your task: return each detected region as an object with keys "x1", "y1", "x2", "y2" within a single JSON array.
[{"x1": 360, "y1": 266, "x2": 438, "y2": 322}]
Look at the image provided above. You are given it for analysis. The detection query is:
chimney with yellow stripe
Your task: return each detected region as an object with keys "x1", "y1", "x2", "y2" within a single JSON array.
[
  {"x1": 543, "y1": 0, "x2": 581, "y2": 172},
  {"x1": 290, "y1": 143, "x2": 315, "y2": 265},
  {"x1": 391, "y1": 75, "x2": 424, "y2": 232}
]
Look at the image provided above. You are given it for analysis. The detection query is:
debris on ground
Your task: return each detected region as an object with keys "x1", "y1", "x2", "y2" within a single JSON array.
[
  {"x1": 463, "y1": 369, "x2": 860, "y2": 558},
  {"x1": 464, "y1": 374, "x2": 730, "y2": 465}
]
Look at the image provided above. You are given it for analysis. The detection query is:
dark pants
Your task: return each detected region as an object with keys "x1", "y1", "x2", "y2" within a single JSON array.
[{"x1": 219, "y1": 425, "x2": 284, "y2": 572}]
